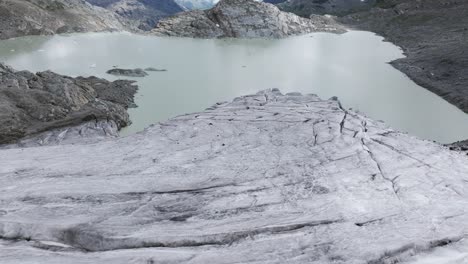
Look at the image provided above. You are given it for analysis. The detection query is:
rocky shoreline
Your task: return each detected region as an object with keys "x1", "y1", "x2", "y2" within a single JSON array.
[
  {"x1": 1, "y1": 90, "x2": 468, "y2": 263},
  {"x1": 0, "y1": 63, "x2": 137, "y2": 145},
  {"x1": 338, "y1": 0, "x2": 468, "y2": 114}
]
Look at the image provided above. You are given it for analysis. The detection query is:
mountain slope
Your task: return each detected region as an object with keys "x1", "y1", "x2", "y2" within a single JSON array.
[
  {"x1": 0, "y1": 0, "x2": 124, "y2": 40},
  {"x1": 86, "y1": 0, "x2": 183, "y2": 30}
]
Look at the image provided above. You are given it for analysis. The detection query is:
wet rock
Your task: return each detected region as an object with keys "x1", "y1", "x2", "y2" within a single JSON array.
[
  {"x1": 106, "y1": 68, "x2": 148, "y2": 77},
  {"x1": 152, "y1": 0, "x2": 345, "y2": 38},
  {"x1": 1, "y1": 90, "x2": 468, "y2": 263},
  {"x1": 0, "y1": 63, "x2": 138, "y2": 145}
]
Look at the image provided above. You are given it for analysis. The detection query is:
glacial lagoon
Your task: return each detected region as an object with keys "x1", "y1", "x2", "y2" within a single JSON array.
[{"x1": 0, "y1": 31, "x2": 467, "y2": 143}]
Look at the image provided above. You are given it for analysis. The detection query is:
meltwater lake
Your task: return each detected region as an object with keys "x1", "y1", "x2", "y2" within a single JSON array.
[{"x1": 0, "y1": 31, "x2": 467, "y2": 143}]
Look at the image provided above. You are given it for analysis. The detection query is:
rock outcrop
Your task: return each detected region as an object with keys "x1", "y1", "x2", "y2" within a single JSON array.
[
  {"x1": 0, "y1": 0, "x2": 125, "y2": 40},
  {"x1": 1, "y1": 89, "x2": 468, "y2": 263},
  {"x1": 106, "y1": 68, "x2": 148, "y2": 77},
  {"x1": 86, "y1": 0, "x2": 184, "y2": 31},
  {"x1": 339, "y1": 0, "x2": 468, "y2": 114},
  {"x1": 152, "y1": 0, "x2": 345, "y2": 38},
  {"x1": 0, "y1": 64, "x2": 137, "y2": 145}
]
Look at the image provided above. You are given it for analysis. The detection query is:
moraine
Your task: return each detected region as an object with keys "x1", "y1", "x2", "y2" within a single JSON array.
[{"x1": 0, "y1": 31, "x2": 467, "y2": 143}]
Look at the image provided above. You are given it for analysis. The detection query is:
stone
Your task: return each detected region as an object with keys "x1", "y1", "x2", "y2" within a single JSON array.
[
  {"x1": 152, "y1": 0, "x2": 345, "y2": 38},
  {"x1": 0, "y1": 63, "x2": 138, "y2": 144},
  {"x1": 106, "y1": 68, "x2": 148, "y2": 77},
  {"x1": 0, "y1": 0, "x2": 125, "y2": 40},
  {"x1": 1, "y1": 89, "x2": 467, "y2": 263}
]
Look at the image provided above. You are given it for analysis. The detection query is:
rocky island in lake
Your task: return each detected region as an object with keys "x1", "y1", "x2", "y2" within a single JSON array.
[{"x1": 1, "y1": 0, "x2": 468, "y2": 263}]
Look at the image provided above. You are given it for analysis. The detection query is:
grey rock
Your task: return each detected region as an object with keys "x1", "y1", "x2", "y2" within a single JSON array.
[
  {"x1": 1, "y1": 89, "x2": 468, "y2": 263},
  {"x1": 0, "y1": 0, "x2": 125, "y2": 40},
  {"x1": 447, "y1": 140, "x2": 468, "y2": 156},
  {"x1": 106, "y1": 68, "x2": 148, "y2": 77},
  {"x1": 0, "y1": 63, "x2": 138, "y2": 144},
  {"x1": 152, "y1": 0, "x2": 346, "y2": 38}
]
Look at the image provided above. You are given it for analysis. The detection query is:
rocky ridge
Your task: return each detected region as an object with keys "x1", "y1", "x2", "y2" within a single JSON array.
[
  {"x1": 153, "y1": 0, "x2": 345, "y2": 38},
  {"x1": 1, "y1": 89, "x2": 468, "y2": 263},
  {"x1": 0, "y1": 63, "x2": 138, "y2": 145}
]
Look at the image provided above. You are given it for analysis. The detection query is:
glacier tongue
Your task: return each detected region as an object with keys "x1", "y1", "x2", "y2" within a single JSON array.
[{"x1": 1, "y1": 89, "x2": 468, "y2": 263}]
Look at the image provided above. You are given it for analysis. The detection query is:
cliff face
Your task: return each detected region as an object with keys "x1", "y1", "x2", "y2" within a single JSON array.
[
  {"x1": 0, "y1": 0, "x2": 125, "y2": 40},
  {"x1": 0, "y1": 64, "x2": 137, "y2": 145},
  {"x1": 86, "y1": 0, "x2": 183, "y2": 30},
  {"x1": 339, "y1": 0, "x2": 468, "y2": 114},
  {"x1": 152, "y1": 0, "x2": 345, "y2": 38},
  {"x1": 1, "y1": 89, "x2": 468, "y2": 263}
]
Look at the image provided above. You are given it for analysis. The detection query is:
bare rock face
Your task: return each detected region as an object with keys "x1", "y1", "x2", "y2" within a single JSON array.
[
  {"x1": 0, "y1": 0, "x2": 125, "y2": 40},
  {"x1": 1, "y1": 89, "x2": 468, "y2": 263},
  {"x1": 0, "y1": 64, "x2": 138, "y2": 145},
  {"x1": 153, "y1": 0, "x2": 345, "y2": 38}
]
